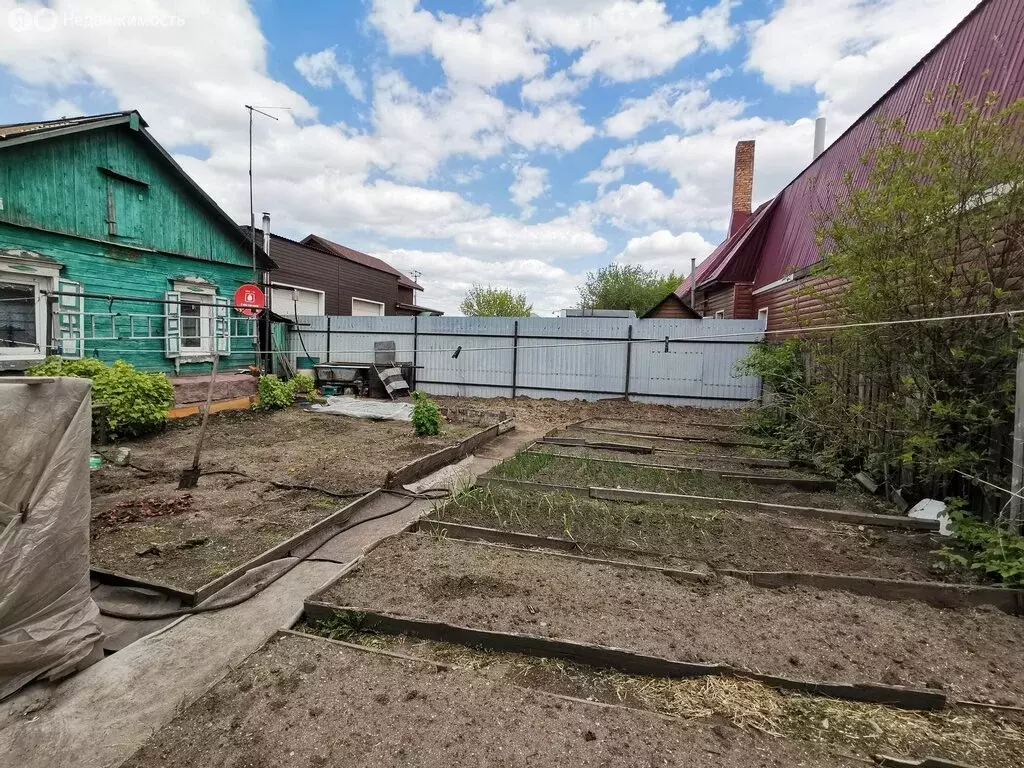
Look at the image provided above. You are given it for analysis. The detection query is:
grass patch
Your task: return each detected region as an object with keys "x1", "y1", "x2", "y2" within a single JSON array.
[{"x1": 298, "y1": 623, "x2": 1024, "y2": 768}]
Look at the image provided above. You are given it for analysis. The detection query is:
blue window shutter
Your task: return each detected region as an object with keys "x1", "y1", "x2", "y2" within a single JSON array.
[
  {"x1": 57, "y1": 279, "x2": 83, "y2": 358},
  {"x1": 214, "y1": 296, "x2": 231, "y2": 355},
  {"x1": 165, "y1": 291, "x2": 181, "y2": 358}
]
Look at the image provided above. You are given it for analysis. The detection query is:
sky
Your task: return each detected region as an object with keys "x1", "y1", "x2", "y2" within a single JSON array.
[{"x1": 0, "y1": 0, "x2": 982, "y2": 315}]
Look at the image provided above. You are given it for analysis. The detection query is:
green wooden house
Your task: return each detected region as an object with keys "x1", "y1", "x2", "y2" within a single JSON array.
[{"x1": 0, "y1": 111, "x2": 274, "y2": 375}]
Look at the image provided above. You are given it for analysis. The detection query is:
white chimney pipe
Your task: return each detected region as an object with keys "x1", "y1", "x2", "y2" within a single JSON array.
[
  {"x1": 261, "y1": 212, "x2": 271, "y2": 256},
  {"x1": 813, "y1": 117, "x2": 826, "y2": 160}
]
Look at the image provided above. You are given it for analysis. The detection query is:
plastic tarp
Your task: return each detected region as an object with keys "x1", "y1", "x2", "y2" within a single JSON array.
[
  {"x1": 310, "y1": 395, "x2": 413, "y2": 421},
  {"x1": 0, "y1": 377, "x2": 102, "y2": 700}
]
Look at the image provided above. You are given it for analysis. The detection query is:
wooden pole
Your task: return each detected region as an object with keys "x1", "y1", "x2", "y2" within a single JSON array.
[
  {"x1": 178, "y1": 354, "x2": 219, "y2": 489},
  {"x1": 1008, "y1": 348, "x2": 1024, "y2": 530}
]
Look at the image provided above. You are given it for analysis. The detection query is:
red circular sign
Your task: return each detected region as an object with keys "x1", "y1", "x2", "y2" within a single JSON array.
[{"x1": 234, "y1": 284, "x2": 265, "y2": 317}]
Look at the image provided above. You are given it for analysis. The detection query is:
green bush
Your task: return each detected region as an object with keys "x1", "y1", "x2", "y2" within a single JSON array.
[
  {"x1": 288, "y1": 373, "x2": 316, "y2": 397},
  {"x1": 26, "y1": 356, "x2": 174, "y2": 438},
  {"x1": 254, "y1": 374, "x2": 292, "y2": 411},
  {"x1": 411, "y1": 390, "x2": 442, "y2": 436},
  {"x1": 936, "y1": 506, "x2": 1024, "y2": 585}
]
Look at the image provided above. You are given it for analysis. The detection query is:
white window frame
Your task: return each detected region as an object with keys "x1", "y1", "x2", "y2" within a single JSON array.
[
  {"x1": 757, "y1": 307, "x2": 769, "y2": 328},
  {"x1": 352, "y1": 297, "x2": 385, "y2": 316},
  {"x1": 271, "y1": 281, "x2": 325, "y2": 317},
  {"x1": 714, "y1": 310, "x2": 725, "y2": 319},
  {"x1": 172, "y1": 279, "x2": 216, "y2": 360},
  {"x1": 0, "y1": 253, "x2": 61, "y2": 366}
]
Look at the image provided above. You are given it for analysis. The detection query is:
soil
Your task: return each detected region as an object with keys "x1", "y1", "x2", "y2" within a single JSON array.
[
  {"x1": 562, "y1": 425, "x2": 777, "y2": 458},
  {"x1": 321, "y1": 535, "x2": 1024, "y2": 704},
  {"x1": 434, "y1": 486, "x2": 954, "y2": 582},
  {"x1": 312, "y1": 631, "x2": 1024, "y2": 768},
  {"x1": 90, "y1": 407, "x2": 479, "y2": 590},
  {"x1": 434, "y1": 394, "x2": 750, "y2": 433},
  {"x1": 490, "y1": 451, "x2": 891, "y2": 513},
  {"x1": 122, "y1": 632, "x2": 858, "y2": 768}
]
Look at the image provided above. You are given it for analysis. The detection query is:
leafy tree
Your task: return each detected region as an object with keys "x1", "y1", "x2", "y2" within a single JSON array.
[
  {"x1": 577, "y1": 264, "x2": 681, "y2": 316},
  {"x1": 459, "y1": 285, "x2": 532, "y2": 317},
  {"x1": 743, "y1": 90, "x2": 1024, "y2": 518}
]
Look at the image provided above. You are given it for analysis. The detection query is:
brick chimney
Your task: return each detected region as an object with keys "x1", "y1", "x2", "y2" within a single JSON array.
[{"x1": 729, "y1": 140, "x2": 755, "y2": 236}]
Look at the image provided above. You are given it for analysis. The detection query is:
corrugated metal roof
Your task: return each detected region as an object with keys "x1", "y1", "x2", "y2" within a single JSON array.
[
  {"x1": 676, "y1": 199, "x2": 774, "y2": 295},
  {"x1": 751, "y1": 0, "x2": 1024, "y2": 289},
  {"x1": 0, "y1": 112, "x2": 136, "y2": 140},
  {"x1": 302, "y1": 234, "x2": 423, "y2": 290}
]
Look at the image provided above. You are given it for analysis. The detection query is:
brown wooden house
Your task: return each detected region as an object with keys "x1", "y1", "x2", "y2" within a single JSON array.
[
  {"x1": 258, "y1": 230, "x2": 442, "y2": 318},
  {"x1": 675, "y1": 0, "x2": 1024, "y2": 335}
]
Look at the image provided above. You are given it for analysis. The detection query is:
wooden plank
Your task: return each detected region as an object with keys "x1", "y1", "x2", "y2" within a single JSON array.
[
  {"x1": 527, "y1": 449, "x2": 834, "y2": 491},
  {"x1": 408, "y1": 530, "x2": 708, "y2": 580},
  {"x1": 167, "y1": 395, "x2": 256, "y2": 420},
  {"x1": 573, "y1": 424, "x2": 767, "y2": 448},
  {"x1": 301, "y1": 602, "x2": 946, "y2": 711},
  {"x1": 589, "y1": 487, "x2": 939, "y2": 531},
  {"x1": 384, "y1": 418, "x2": 513, "y2": 489},
  {"x1": 720, "y1": 570, "x2": 1024, "y2": 615}
]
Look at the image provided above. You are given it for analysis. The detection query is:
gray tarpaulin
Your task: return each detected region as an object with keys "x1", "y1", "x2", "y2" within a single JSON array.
[
  {"x1": 310, "y1": 395, "x2": 413, "y2": 421},
  {"x1": 0, "y1": 377, "x2": 102, "y2": 700}
]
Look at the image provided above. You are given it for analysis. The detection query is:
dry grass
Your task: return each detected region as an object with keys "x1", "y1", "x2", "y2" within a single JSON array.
[{"x1": 298, "y1": 626, "x2": 1024, "y2": 768}]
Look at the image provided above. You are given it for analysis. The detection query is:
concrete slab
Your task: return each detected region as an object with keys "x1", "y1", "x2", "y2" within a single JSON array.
[{"x1": 0, "y1": 424, "x2": 537, "y2": 768}]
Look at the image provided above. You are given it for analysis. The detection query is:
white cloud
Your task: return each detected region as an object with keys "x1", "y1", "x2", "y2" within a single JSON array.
[
  {"x1": 581, "y1": 166, "x2": 625, "y2": 194},
  {"x1": 603, "y1": 79, "x2": 746, "y2": 139},
  {"x1": 41, "y1": 97, "x2": 83, "y2": 120},
  {"x1": 294, "y1": 47, "x2": 365, "y2": 100},
  {"x1": 369, "y1": 0, "x2": 546, "y2": 88},
  {"x1": 747, "y1": 0, "x2": 979, "y2": 127},
  {"x1": 370, "y1": 0, "x2": 738, "y2": 86},
  {"x1": 521, "y1": 70, "x2": 587, "y2": 103},
  {"x1": 509, "y1": 165, "x2": 549, "y2": 218},
  {"x1": 507, "y1": 100, "x2": 595, "y2": 151},
  {"x1": 590, "y1": 116, "x2": 821, "y2": 231},
  {"x1": 615, "y1": 229, "x2": 715, "y2": 275},
  {"x1": 380, "y1": 248, "x2": 584, "y2": 316}
]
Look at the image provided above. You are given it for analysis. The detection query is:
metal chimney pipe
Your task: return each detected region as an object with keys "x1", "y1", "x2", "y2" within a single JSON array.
[
  {"x1": 261, "y1": 212, "x2": 271, "y2": 256},
  {"x1": 813, "y1": 117, "x2": 826, "y2": 159},
  {"x1": 689, "y1": 257, "x2": 697, "y2": 312}
]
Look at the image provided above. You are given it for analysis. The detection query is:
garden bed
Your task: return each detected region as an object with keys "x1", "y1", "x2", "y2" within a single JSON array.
[
  {"x1": 488, "y1": 452, "x2": 886, "y2": 512},
  {"x1": 562, "y1": 424, "x2": 778, "y2": 457},
  {"x1": 430, "y1": 486, "x2": 952, "y2": 582},
  {"x1": 301, "y1": 628, "x2": 1024, "y2": 768},
  {"x1": 89, "y1": 407, "x2": 486, "y2": 596},
  {"x1": 532, "y1": 443, "x2": 815, "y2": 479},
  {"x1": 575, "y1": 416, "x2": 758, "y2": 441},
  {"x1": 316, "y1": 535, "x2": 1024, "y2": 704},
  {"x1": 122, "y1": 631, "x2": 858, "y2": 768}
]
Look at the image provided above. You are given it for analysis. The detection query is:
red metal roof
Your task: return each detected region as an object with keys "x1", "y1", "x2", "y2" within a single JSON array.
[
  {"x1": 749, "y1": 0, "x2": 1024, "y2": 289},
  {"x1": 302, "y1": 234, "x2": 423, "y2": 290},
  {"x1": 676, "y1": 199, "x2": 775, "y2": 295}
]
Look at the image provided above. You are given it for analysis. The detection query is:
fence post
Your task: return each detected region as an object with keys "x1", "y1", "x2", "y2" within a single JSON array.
[
  {"x1": 325, "y1": 315, "x2": 331, "y2": 363},
  {"x1": 623, "y1": 324, "x2": 633, "y2": 400},
  {"x1": 1009, "y1": 349, "x2": 1024, "y2": 530},
  {"x1": 412, "y1": 315, "x2": 419, "y2": 389},
  {"x1": 511, "y1": 319, "x2": 519, "y2": 399}
]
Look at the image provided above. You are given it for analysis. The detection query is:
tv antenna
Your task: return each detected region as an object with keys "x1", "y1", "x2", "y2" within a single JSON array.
[{"x1": 245, "y1": 105, "x2": 290, "y2": 279}]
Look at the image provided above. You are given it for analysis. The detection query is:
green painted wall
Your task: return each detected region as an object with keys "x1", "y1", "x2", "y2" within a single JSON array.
[{"x1": 0, "y1": 122, "x2": 258, "y2": 374}]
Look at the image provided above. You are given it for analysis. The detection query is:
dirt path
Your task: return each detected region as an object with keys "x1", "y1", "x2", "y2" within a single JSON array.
[
  {"x1": 122, "y1": 633, "x2": 858, "y2": 768},
  {"x1": 321, "y1": 535, "x2": 1024, "y2": 704},
  {"x1": 435, "y1": 486, "x2": 951, "y2": 581}
]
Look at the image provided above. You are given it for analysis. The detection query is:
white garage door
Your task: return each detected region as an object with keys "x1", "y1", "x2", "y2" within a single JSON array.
[
  {"x1": 352, "y1": 298, "x2": 385, "y2": 316},
  {"x1": 272, "y1": 284, "x2": 323, "y2": 318}
]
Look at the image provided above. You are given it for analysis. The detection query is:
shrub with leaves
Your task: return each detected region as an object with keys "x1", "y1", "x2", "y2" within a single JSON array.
[
  {"x1": 254, "y1": 374, "x2": 292, "y2": 411},
  {"x1": 26, "y1": 356, "x2": 174, "y2": 438},
  {"x1": 287, "y1": 373, "x2": 316, "y2": 397},
  {"x1": 936, "y1": 506, "x2": 1024, "y2": 585},
  {"x1": 411, "y1": 390, "x2": 442, "y2": 436}
]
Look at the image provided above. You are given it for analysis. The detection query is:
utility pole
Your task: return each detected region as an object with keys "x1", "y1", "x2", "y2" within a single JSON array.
[
  {"x1": 244, "y1": 105, "x2": 288, "y2": 370},
  {"x1": 1009, "y1": 348, "x2": 1024, "y2": 530}
]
